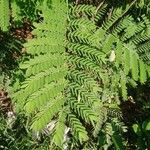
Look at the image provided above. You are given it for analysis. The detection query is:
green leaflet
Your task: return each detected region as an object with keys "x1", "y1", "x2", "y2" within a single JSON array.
[
  {"x1": 0, "y1": 0, "x2": 10, "y2": 31},
  {"x1": 91, "y1": 28, "x2": 106, "y2": 47},
  {"x1": 123, "y1": 48, "x2": 130, "y2": 75},
  {"x1": 139, "y1": 60, "x2": 147, "y2": 84},
  {"x1": 137, "y1": 40, "x2": 150, "y2": 54},
  {"x1": 122, "y1": 22, "x2": 137, "y2": 41},
  {"x1": 120, "y1": 73, "x2": 127, "y2": 100},
  {"x1": 115, "y1": 41, "x2": 123, "y2": 65},
  {"x1": 130, "y1": 51, "x2": 139, "y2": 81},
  {"x1": 146, "y1": 66, "x2": 150, "y2": 78}
]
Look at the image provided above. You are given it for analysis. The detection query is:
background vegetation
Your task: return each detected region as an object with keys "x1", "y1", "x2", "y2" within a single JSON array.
[{"x1": 0, "y1": 0, "x2": 150, "y2": 149}]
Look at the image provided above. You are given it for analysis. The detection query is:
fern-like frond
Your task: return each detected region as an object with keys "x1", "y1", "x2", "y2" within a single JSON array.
[
  {"x1": 20, "y1": 54, "x2": 65, "y2": 77},
  {"x1": 67, "y1": 70, "x2": 98, "y2": 91},
  {"x1": 137, "y1": 40, "x2": 150, "y2": 54},
  {"x1": 31, "y1": 95, "x2": 65, "y2": 131},
  {"x1": 13, "y1": 0, "x2": 68, "y2": 135},
  {"x1": 67, "y1": 43, "x2": 104, "y2": 65},
  {"x1": 69, "y1": 98, "x2": 98, "y2": 125},
  {"x1": 112, "y1": 16, "x2": 134, "y2": 35},
  {"x1": 69, "y1": 18, "x2": 96, "y2": 31},
  {"x1": 68, "y1": 82, "x2": 99, "y2": 108},
  {"x1": 102, "y1": 8, "x2": 122, "y2": 31},
  {"x1": 24, "y1": 81, "x2": 66, "y2": 114},
  {"x1": 68, "y1": 55, "x2": 101, "y2": 77},
  {"x1": 51, "y1": 110, "x2": 67, "y2": 148},
  {"x1": 94, "y1": 4, "x2": 107, "y2": 23},
  {"x1": 11, "y1": 0, "x2": 21, "y2": 21},
  {"x1": 133, "y1": 34, "x2": 150, "y2": 45},
  {"x1": 93, "y1": 107, "x2": 107, "y2": 137},
  {"x1": 71, "y1": 4, "x2": 96, "y2": 18},
  {"x1": 68, "y1": 113, "x2": 89, "y2": 143}
]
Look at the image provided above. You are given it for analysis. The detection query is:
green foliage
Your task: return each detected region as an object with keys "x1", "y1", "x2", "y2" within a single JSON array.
[
  {"x1": 132, "y1": 119, "x2": 150, "y2": 149},
  {"x1": 5, "y1": 0, "x2": 150, "y2": 149},
  {"x1": 11, "y1": 1, "x2": 148, "y2": 149}
]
